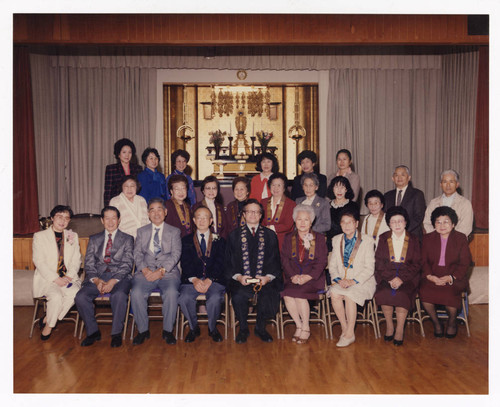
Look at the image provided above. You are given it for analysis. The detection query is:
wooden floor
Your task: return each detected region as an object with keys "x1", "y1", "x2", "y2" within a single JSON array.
[{"x1": 13, "y1": 305, "x2": 488, "y2": 394}]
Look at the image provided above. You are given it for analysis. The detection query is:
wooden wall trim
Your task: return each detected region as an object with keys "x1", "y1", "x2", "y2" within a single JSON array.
[{"x1": 14, "y1": 14, "x2": 488, "y2": 46}]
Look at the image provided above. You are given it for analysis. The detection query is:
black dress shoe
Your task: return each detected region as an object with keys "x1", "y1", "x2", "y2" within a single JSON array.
[
  {"x1": 393, "y1": 339, "x2": 404, "y2": 346},
  {"x1": 133, "y1": 330, "x2": 150, "y2": 345},
  {"x1": 39, "y1": 315, "x2": 46, "y2": 330},
  {"x1": 40, "y1": 332, "x2": 51, "y2": 341},
  {"x1": 80, "y1": 330, "x2": 102, "y2": 347},
  {"x1": 434, "y1": 323, "x2": 444, "y2": 338},
  {"x1": 384, "y1": 334, "x2": 394, "y2": 342},
  {"x1": 162, "y1": 330, "x2": 177, "y2": 345},
  {"x1": 110, "y1": 334, "x2": 123, "y2": 348},
  {"x1": 209, "y1": 328, "x2": 223, "y2": 342},
  {"x1": 254, "y1": 327, "x2": 273, "y2": 342},
  {"x1": 184, "y1": 326, "x2": 200, "y2": 343},
  {"x1": 235, "y1": 328, "x2": 250, "y2": 344}
]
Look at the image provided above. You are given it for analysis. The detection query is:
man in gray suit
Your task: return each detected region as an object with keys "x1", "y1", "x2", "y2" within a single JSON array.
[
  {"x1": 130, "y1": 198, "x2": 182, "y2": 345},
  {"x1": 75, "y1": 206, "x2": 134, "y2": 348}
]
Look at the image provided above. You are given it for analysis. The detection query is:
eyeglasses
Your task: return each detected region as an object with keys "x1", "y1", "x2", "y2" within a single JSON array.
[
  {"x1": 435, "y1": 220, "x2": 452, "y2": 226},
  {"x1": 390, "y1": 220, "x2": 406, "y2": 225},
  {"x1": 204, "y1": 186, "x2": 218, "y2": 191}
]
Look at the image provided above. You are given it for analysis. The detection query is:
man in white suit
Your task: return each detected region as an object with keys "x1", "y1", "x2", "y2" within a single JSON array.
[
  {"x1": 32, "y1": 205, "x2": 82, "y2": 341},
  {"x1": 75, "y1": 206, "x2": 134, "y2": 348},
  {"x1": 130, "y1": 198, "x2": 182, "y2": 345}
]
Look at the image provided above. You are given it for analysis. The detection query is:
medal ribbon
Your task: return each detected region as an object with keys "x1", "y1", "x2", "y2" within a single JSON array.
[
  {"x1": 193, "y1": 232, "x2": 213, "y2": 277},
  {"x1": 173, "y1": 200, "x2": 191, "y2": 231},
  {"x1": 241, "y1": 226, "x2": 265, "y2": 276},
  {"x1": 266, "y1": 197, "x2": 285, "y2": 223},
  {"x1": 365, "y1": 212, "x2": 385, "y2": 241},
  {"x1": 387, "y1": 231, "x2": 410, "y2": 296}
]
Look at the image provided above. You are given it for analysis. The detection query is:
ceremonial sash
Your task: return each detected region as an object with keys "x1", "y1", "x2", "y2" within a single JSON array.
[
  {"x1": 173, "y1": 200, "x2": 191, "y2": 231},
  {"x1": 241, "y1": 226, "x2": 265, "y2": 276}
]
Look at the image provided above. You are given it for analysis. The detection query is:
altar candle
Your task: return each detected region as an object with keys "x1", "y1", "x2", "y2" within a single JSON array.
[{"x1": 252, "y1": 122, "x2": 254, "y2": 136}]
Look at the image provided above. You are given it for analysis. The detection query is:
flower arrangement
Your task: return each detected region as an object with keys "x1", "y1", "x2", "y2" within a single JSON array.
[
  {"x1": 209, "y1": 130, "x2": 226, "y2": 147},
  {"x1": 66, "y1": 229, "x2": 76, "y2": 245},
  {"x1": 256, "y1": 131, "x2": 273, "y2": 148},
  {"x1": 302, "y1": 232, "x2": 314, "y2": 250}
]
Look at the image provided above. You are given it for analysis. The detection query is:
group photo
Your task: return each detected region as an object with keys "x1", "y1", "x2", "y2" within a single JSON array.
[{"x1": 11, "y1": 9, "x2": 491, "y2": 399}]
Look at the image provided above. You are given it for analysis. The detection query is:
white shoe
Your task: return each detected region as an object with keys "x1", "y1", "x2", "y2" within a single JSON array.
[{"x1": 336, "y1": 334, "x2": 355, "y2": 347}]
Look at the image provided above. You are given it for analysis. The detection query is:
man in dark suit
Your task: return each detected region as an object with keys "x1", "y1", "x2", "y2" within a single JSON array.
[
  {"x1": 130, "y1": 198, "x2": 181, "y2": 345},
  {"x1": 75, "y1": 206, "x2": 134, "y2": 348},
  {"x1": 225, "y1": 199, "x2": 282, "y2": 344},
  {"x1": 384, "y1": 165, "x2": 426, "y2": 239},
  {"x1": 179, "y1": 206, "x2": 226, "y2": 343}
]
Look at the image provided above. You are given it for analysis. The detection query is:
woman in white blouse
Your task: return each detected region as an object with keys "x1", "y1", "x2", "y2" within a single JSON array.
[{"x1": 109, "y1": 176, "x2": 149, "y2": 238}]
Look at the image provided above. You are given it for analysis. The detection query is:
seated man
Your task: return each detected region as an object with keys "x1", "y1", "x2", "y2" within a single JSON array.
[
  {"x1": 423, "y1": 169, "x2": 473, "y2": 237},
  {"x1": 75, "y1": 206, "x2": 134, "y2": 348},
  {"x1": 384, "y1": 165, "x2": 426, "y2": 239},
  {"x1": 225, "y1": 199, "x2": 282, "y2": 344},
  {"x1": 130, "y1": 198, "x2": 182, "y2": 345},
  {"x1": 179, "y1": 206, "x2": 226, "y2": 343}
]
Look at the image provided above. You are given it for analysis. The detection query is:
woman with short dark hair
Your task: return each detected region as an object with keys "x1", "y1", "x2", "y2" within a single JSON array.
[
  {"x1": 225, "y1": 176, "x2": 251, "y2": 234},
  {"x1": 419, "y1": 206, "x2": 472, "y2": 338},
  {"x1": 290, "y1": 150, "x2": 327, "y2": 200},
  {"x1": 137, "y1": 147, "x2": 167, "y2": 204},
  {"x1": 261, "y1": 172, "x2": 296, "y2": 249},
  {"x1": 374, "y1": 206, "x2": 421, "y2": 346},
  {"x1": 32, "y1": 205, "x2": 82, "y2": 340},
  {"x1": 330, "y1": 149, "x2": 360, "y2": 202},
  {"x1": 165, "y1": 149, "x2": 196, "y2": 205},
  {"x1": 165, "y1": 174, "x2": 193, "y2": 237},
  {"x1": 361, "y1": 189, "x2": 390, "y2": 249},
  {"x1": 104, "y1": 138, "x2": 142, "y2": 206},
  {"x1": 325, "y1": 176, "x2": 359, "y2": 251},
  {"x1": 249, "y1": 152, "x2": 279, "y2": 203},
  {"x1": 191, "y1": 176, "x2": 228, "y2": 239}
]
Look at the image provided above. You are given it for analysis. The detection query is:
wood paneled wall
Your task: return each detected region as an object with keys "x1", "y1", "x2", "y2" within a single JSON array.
[
  {"x1": 469, "y1": 233, "x2": 489, "y2": 267},
  {"x1": 14, "y1": 14, "x2": 488, "y2": 46},
  {"x1": 13, "y1": 237, "x2": 89, "y2": 270}
]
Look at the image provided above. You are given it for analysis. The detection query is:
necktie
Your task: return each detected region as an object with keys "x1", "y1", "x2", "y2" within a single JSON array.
[
  {"x1": 154, "y1": 228, "x2": 161, "y2": 255},
  {"x1": 104, "y1": 233, "x2": 112, "y2": 265},
  {"x1": 251, "y1": 227, "x2": 256, "y2": 237},
  {"x1": 200, "y1": 233, "x2": 206, "y2": 256},
  {"x1": 396, "y1": 189, "x2": 403, "y2": 206}
]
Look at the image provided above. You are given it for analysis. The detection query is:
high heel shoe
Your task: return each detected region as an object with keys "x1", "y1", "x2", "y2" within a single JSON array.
[
  {"x1": 39, "y1": 314, "x2": 46, "y2": 330},
  {"x1": 292, "y1": 328, "x2": 302, "y2": 342},
  {"x1": 433, "y1": 322, "x2": 444, "y2": 338},
  {"x1": 393, "y1": 338, "x2": 404, "y2": 346},
  {"x1": 384, "y1": 334, "x2": 394, "y2": 342},
  {"x1": 296, "y1": 330, "x2": 310, "y2": 344}
]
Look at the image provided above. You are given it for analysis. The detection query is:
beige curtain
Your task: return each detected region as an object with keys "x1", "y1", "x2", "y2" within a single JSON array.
[
  {"x1": 326, "y1": 50, "x2": 478, "y2": 212},
  {"x1": 30, "y1": 54, "x2": 157, "y2": 215}
]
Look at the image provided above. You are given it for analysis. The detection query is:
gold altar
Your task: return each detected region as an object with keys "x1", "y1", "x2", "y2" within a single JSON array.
[{"x1": 163, "y1": 84, "x2": 319, "y2": 180}]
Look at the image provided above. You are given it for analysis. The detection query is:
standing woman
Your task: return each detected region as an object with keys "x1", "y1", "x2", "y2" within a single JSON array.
[
  {"x1": 291, "y1": 150, "x2": 328, "y2": 200},
  {"x1": 104, "y1": 138, "x2": 142, "y2": 206},
  {"x1": 328, "y1": 210, "x2": 376, "y2": 347},
  {"x1": 281, "y1": 205, "x2": 328, "y2": 344},
  {"x1": 165, "y1": 174, "x2": 193, "y2": 238},
  {"x1": 261, "y1": 172, "x2": 296, "y2": 249},
  {"x1": 165, "y1": 149, "x2": 196, "y2": 206},
  {"x1": 331, "y1": 149, "x2": 360, "y2": 202},
  {"x1": 32, "y1": 205, "x2": 82, "y2": 340},
  {"x1": 295, "y1": 173, "x2": 331, "y2": 234},
  {"x1": 226, "y1": 176, "x2": 251, "y2": 234},
  {"x1": 137, "y1": 147, "x2": 167, "y2": 204},
  {"x1": 420, "y1": 207, "x2": 472, "y2": 338},
  {"x1": 109, "y1": 176, "x2": 150, "y2": 239},
  {"x1": 249, "y1": 152, "x2": 279, "y2": 203},
  {"x1": 361, "y1": 190, "x2": 390, "y2": 249},
  {"x1": 192, "y1": 175, "x2": 228, "y2": 239},
  {"x1": 326, "y1": 176, "x2": 359, "y2": 251},
  {"x1": 374, "y1": 206, "x2": 421, "y2": 346}
]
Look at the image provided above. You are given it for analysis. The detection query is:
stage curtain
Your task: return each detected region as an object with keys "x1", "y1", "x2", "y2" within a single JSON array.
[
  {"x1": 472, "y1": 46, "x2": 489, "y2": 230},
  {"x1": 30, "y1": 54, "x2": 157, "y2": 215},
  {"x1": 13, "y1": 46, "x2": 39, "y2": 234},
  {"x1": 326, "y1": 50, "x2": 478, "y2": 211}
]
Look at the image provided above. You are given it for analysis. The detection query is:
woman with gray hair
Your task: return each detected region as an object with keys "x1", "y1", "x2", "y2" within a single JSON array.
[
  {"x1": 295, "y1": 173, "x2": 331, "y2": 234},
  {"x1": 280, "y1": 204, "x2": 328, "y2": 344}
]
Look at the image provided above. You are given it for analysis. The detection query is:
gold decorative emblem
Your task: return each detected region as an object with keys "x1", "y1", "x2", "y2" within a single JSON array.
[{"x1": 237, "y1": 70, "x2": 247, "y2": 80}]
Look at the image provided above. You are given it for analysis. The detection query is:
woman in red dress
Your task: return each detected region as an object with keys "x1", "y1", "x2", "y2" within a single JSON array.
[
  {"x1": 225, "y1": 176, "x2": 251, "y2": 234},
  {"x1": 249, "y1": 152, "x2": 279, "y2": 203},
  {"x1": 420, "y1": 206, "x2": 472, "y2": 338},
  {"x1": 261, "y1": 172, "x2": 296, "y2": 249}
]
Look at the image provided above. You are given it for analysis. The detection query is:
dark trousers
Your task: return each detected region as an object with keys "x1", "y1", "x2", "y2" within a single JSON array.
[
  {"x1": 75, "y1": 278, "x2": 132, "y2": 336},
  {"x1": 230, "y1": 281, "x2": 279, "y2": 331}
]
